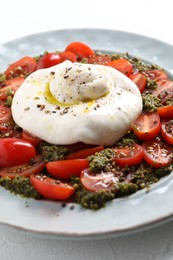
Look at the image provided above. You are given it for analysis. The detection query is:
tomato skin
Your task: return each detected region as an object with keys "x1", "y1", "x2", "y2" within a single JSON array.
[
  {"x1": 0, "y1": 77, "x2": 25, "y2": 101},
  {"x1": 0, "y1": 105, "x2": 14, "y2": 131},
  {"x1": 22, "y1": 131, "x2": 41, "y2": 147},
  {"x1": 36, "y1": 53, "x2": 62, "y2": 69},
  {"x1": 80, "y1": 169, "x2": 118, "y2": 192},
  {"x1": 59, "y1": 51, "x2": 77, "y2": 62},
  {"x1": 30, "y1": 174, "x2": 75, "y2": 200},
  {"x1": 151, "y1": 80, "x2": 173, "y2": 104},
  {"x1": 0, "y1": 138, "x2": 36, "y2": 168},
  {"x1": 46, "y1": 159, "x2": 88, "y2": 180},
  {"x1": 65, "y1": 42, "x2": 94, "y2": 60},
  {"x1": 142, "y1": 139, "x2": 172, "y2": 168},
  {"x1": 157, "y1": 105, "x2": 173, "y2": 119},
  {"x1": 113, "y1": 144, "x2": 144, "y2": 166},
  {"x1": 143, "y1": 69, "x2": 168, "y2": 81},
  {"x1": 5, "y1": 57, "x2": 37, "y2": 79},
  {"x1": 132, "y1": 112, "x2": 161, "y2": 141},
  {"x1": 0, "y1": 155, "x2": 45, "y2": 178},
  {"x1": 107, "y1": 59, "x2": 133, "y2": 77},
  {"x1": 161, "y1": 119, "x2": 173, "y2": 145},
  {"x1": 129, "y1": 73, "x2": 147, "y2": 93},
  {"x1": 87, "y1": 55, "x2": 112, "y2": 65},
  {"x1": 66, "y1": 145, "x2": 104, "y2": 160}
]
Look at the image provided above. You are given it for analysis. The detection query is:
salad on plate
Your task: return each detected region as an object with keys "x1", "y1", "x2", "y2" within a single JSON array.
[{"x1": 0, "y1": 41, "x2": 172, "y2": 210}]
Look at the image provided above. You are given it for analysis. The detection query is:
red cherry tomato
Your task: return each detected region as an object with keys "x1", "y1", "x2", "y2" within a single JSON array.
[
  {"x1": 66, "y1": 145, "x2": 104, "y2": 160},
  {"x1": 161, "y1": 119, "x2": 173, "y2": 145},
  {"x1": 87, "y1": 55, "x2": 112, "y2": 65},
  {"x1": 0, "y1": 77, "x2": 25, "y2": 101},
  {"x1": 5, "y1": 57, "x2": 37, "y2": 79},
  {"x1": 22, "y1": 131, "x2": 41, "y2": 147},
  {"x1": 46, "y1": 159, "x2": 89, "y2": 180},
  {"x1": 80, "y1": 169, "x2": 118, "y2": 192},
  {"x1": 107, "y1": 59, "x2": 133, "y2": 77},
  {"x1": 143, "y1": 69, "x2": 168, "y2": 81},
  {"x1": 142, "y1": 139, "x2": 172, "y2": 168},
  {"x1": 132, "y1": 112, "x2": 161, "y2": 140},
  {"x1": 157, "y1": 105, "x2": 173, "y2": 119},
  {"x1": 113, "y1": 144, "x2": 144, "y2": 166},
  {"x1": 151, "y1": 80, "x2": 173, "y2": 105},
  {"x1": 0, "y1": 155, "x2": 45, "y2": 178},
  {"x1": 0, "y1": 105, "x2": 14, "y2": 132},
  {"x1": 30, "y1": 174, "x2": 75, "y2": 200},
  {"x1": 129, "y1": 73, "x2": 147, "y2": 93},
  {"x1": 59, "y1": 51, "x2": 77, "y2": 62},
  {"x1": 65, "y1": 42, "x2": 94, "y2": 60},
  {"x1": 0, "y1": 138, "x2": 36, "y2": 168},
  {"x1": 36, "y1": 53, "x2": 62, "y2": 69}
]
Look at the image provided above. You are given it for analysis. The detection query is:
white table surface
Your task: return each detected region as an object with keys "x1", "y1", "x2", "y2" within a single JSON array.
[{"x1": 1, "y1": 0, "x2": 173, "y2": 259}]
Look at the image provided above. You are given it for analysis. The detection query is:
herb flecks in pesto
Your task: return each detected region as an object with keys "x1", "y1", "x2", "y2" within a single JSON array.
[
  {"x1": 39, "y1": 141, "x2": 69, "y2": 162},
  {"x1": 0, "y1": 176, "x2": 42, "y2": 199},
  {"x1": 142, "y1": 93, "x2": 162, "y2": 112}
]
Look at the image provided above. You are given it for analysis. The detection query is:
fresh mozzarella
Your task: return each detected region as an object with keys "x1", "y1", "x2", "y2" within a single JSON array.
[{"x1": 11, "y1": 61, "x2": 142, "y2": 146}]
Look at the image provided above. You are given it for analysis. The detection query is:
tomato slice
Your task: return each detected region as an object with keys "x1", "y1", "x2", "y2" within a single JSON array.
[
  {"x1": 30, "y1": 174, "x2": 75, "y2": 200},
  {"x1": 0, "y1": 77, "x2": 25, "y2": 101},
  {"x1": 65, "y1": 42, "x2": 94, "y2": 60},
  {"x1": 0, "y1": 138, "x2": 36, "y2": 168},
  {"x1": 0, "y1": 105, "x2": 14, "y2": 131},
  {"x1": 132, "y1": 112, "x2": 161, "y2": 140},
  {"x1": 59, "y1": 51, "x2": 77, "y2": 62},
  {"x1": 46, "y1": 159, "x2": 88, "y2": 180},
  {"x1": 5, "y1": 57, "x2": 37, "y2": 79},
  {"x1": 107, "y1": 59, "x2": 133, "y2": 77},
  {"x1": 161, "y1": 119, "x2": 173, "y2": 145},
  {"x1": 22, "y1": 130, "x2": 41, "y2": 147},
  {"x1": 0, "y1": 155, "x2": 45, "y2": 178},
  {"x1": 66, "y1": 145, "x2": 104, "y2": 160},
  {"x1": 36, "y1": 53, "x2": 62, "y2": 69},
  {"x1": 151, "y1": 80, "x2": 173, "y2": 104},
  {"x1": 87, "y1": 55, "x2": 112, "y2": 65},
  {"x1": 157, "y1": 105, "x2": 173, "y2": 119},
  {"x1": 129, "y1": 73, "x2": 147, "y2": 93},
  {"x1": 113, "y1": 144, "x2": 143, "y2": 166},
  {"x1": 143, "y1": 69, "x2": 168, "y2": 81},
  {"x1": 142, "y1": 139, "x2": 172, "y2": 168},
  {"x1": 80, "y1": 169, "x2": 119, "y2": 192}
]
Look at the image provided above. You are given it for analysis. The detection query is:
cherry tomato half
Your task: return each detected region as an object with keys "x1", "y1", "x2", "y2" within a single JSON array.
[
  {"x1": 65, "y1": 42, "x2": 94, "y2": 60},
  {"x1": 22, "y1": 130, "x2": 41, "y2": 147},
  {"x1": 113, "y1": 144, "x2": 144, "y2": 166},
  {"x1": 0, "y1": 138, "x2": 36, "y2": 168},
  {"x1": 0, "y1": 77, "x2": 25, "y2": 101},
  {"x1": 46, "y1": 159, "x2": 89, "y2": 180},
  {"x1": 143, "y1": 69, "x2": 168, "y2": 81},
  {"x1": 59, "y1": 51, "x2": 77, "y2": 62},
  {"x1": 132, "y1": 112, "x2": 161, "y2": 140},
  {"x1": 0, "y1": 105, "x2": 14, "y2": 132},
  {"x1": 157, "y1": 105, "x2": 173, "y2": 119},
  {"x1": 129, "y1": 73, "x2": 147, "y2": 93},
  {"x1": 87, "y1": 55, "x2": 112, "y2": 65},
  {"x1": 66, "y1": 145, "x2": 104, "y2": 160},
  {"x1": 161, "y1": 119, "x2": 173, "y2": 145},
  {"x1": 107, "y1": 59, "x2": 133, "y2": 77},
  {"x1": 142, "y1": 139, "x2": 172, "y2": 168},
  {"x1": 0, "y1": 155, "x2": 45, "y2": 178},
  {"x1": 36, "y1": 53, "x2": 62, "y2": 69},
  {"x1": 30, "y1": 174, "x2": 75, "y2": 200},
  {"x1": 80, "y1": 169, "x2": 119, "y2": 192},
  {"x1": 151, "y1": 80, "x2": 173, "y2": 104},
  {"x1": 5, "y1": 57, "x2": 37, "y2": 79}
]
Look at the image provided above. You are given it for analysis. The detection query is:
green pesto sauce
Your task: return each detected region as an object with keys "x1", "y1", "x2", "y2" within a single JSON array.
[
  {"x1": 142, "y1": 93, "x2": 162, "y2": 112},
  {"x1": 0, "y1": 176, "x2": 42, "y2": 199},
  {"x1": 39, "y1": 141, "x2": 69, "y2": 162}
]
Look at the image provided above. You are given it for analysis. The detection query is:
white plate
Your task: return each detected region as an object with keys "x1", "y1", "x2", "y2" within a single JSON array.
[{"x1": 0, "y1": 28, "x2": 173, "y2": 240}]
